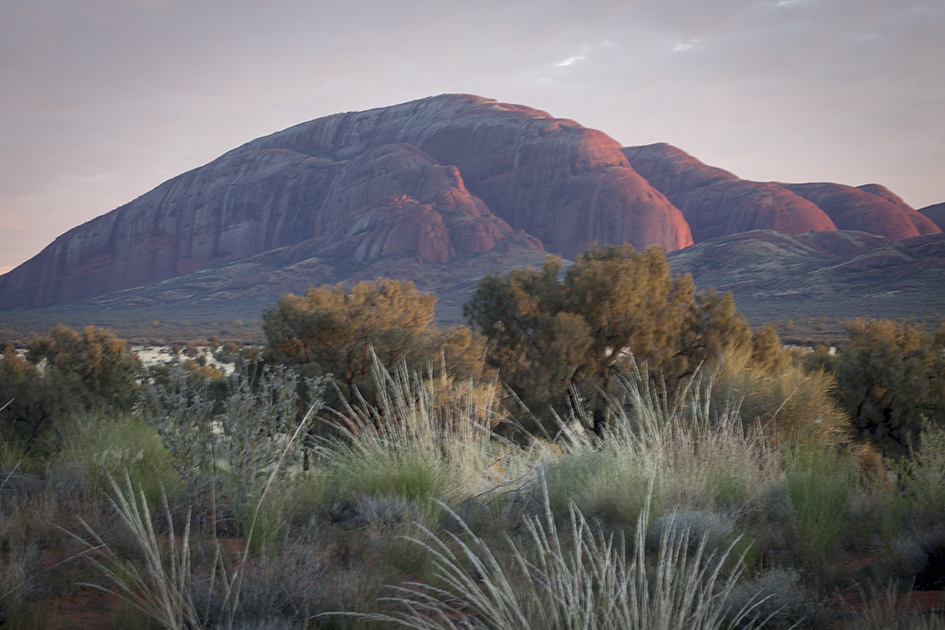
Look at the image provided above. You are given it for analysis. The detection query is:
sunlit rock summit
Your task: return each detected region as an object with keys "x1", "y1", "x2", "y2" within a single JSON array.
[{"x1": 0, "y1": 94, "x2": 940, "y2": 311}]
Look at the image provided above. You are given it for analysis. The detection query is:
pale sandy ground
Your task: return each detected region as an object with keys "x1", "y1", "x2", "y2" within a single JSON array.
[{"x1": 132, "y1": 345, "x2": 235, "y2": 375}]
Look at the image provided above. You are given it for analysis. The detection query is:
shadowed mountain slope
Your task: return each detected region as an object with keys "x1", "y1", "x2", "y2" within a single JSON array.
[
  {"x1": 667, "y1": 230, "x2": 945, "y2": 325},
  {"x1": 919, "y1": 202, "x2": 945, "y2": 231}
]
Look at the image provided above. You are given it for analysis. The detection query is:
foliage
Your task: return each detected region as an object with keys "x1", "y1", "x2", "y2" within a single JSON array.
[
  {"x1": 887, "y1": 420, "x2": 945, "y2": 520},
  {"x1": 263, "y1": 278, "x2": 485, "y2": 407},
  {"x1": 26, "y1": 324, "x2": 143, "y2": 409},
  {"x1": 314, "y1": 352, "x2": 509, "y2": 508},
  {"x1": 54, "y1": 409, "x2": 180, "y2": 507},
  {"x1": 783, "y1": 439, "x2": 858, "y2": 567},
  {"x1": 148, "y1": 364, "x2": 325, "y2": 510},
  {"x1": 710, "y1": 345, "x2": 851, "y2": 441},
  {"x1": 817, "y1": 318, "x2": 945, "y2": 457},
  {"x1": 543, "y1": 363, "x2": 779, "y2": 530},
  {"x1": 464, "y1": 245, "x2": 752, "y2": 431},
  {"x1": 0, "y1": 325, "x2": 142, "y2": 451}
]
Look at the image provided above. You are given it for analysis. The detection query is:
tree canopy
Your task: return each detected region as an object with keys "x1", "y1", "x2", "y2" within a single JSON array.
[
  {"x1": 263, "y1": 278, "x2": 483, "y2": 406},
  {"x1": 1, "y1": 325, "x2": 142, "y2": 449},
  {"x1": 816, "y1": 318, "x2": 945, "y2": 457},
  {"x1": 464, "y1": 245, "x2": 753, "y2": 431}
]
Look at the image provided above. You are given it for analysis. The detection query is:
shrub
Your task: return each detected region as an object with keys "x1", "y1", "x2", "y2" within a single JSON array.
[
  {"x1": 465, "y1": 244, "x2": 753, "y2": 432},
  {"x1": 783, "y1": 439, "x2": 858, "y2": 567},
  {"x1": 148, "y1": 364, "x2": 324, "y2": 513},
  {"x1": 264, "y1": 278, "x2": 484, "y2": 409},
  {"x1": 892, "y1": 421, "x2": 945, "y2": 519},
  {"x1": 724, "y1": 567, "x2": 820, "y2": 629},
  {"x1": 825, "y1": 318, "x2": 945, "y2": 458},
  {"x1": 1, "y1": 326, "x2": 143, "y2": 454},
  {"x1": 54, "y1": 409, "x2": 180, "y2": 507}
]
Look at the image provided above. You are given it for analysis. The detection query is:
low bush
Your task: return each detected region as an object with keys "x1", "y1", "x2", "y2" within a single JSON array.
[{"x1": 783, "y1": 439, "x2": 858, "y2": 567}]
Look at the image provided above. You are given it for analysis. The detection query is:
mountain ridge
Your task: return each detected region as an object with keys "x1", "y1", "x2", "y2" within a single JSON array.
[{"x1": 0, "y1": 94, "x2": 941, "y2": 330}]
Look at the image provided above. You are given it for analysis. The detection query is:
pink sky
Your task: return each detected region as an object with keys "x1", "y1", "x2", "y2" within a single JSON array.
[{"x1": 2, "y1": 0, "x2": 943, "y2": 274}]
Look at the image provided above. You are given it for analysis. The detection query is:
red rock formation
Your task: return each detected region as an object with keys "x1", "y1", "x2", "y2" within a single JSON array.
[
  {"x1": 919, "y1": 202, "x2": 945, "y2": 231},
  {"x1": 669, "y1": 181, "x2": 837, "y2": 242},
  {"x1": 0, "y1": 95, "x2": 693, "y2": 309},
  {"x1": 228, "y1": 95, "x2": 692, "y2": 257},
  {"x1": 621, "y1": 143, "x2": 738, "y2": 196},
  {"x1": 782, "y1": 183, "x2": 941, "y2": 238},
  {"x1": 622, "y1": 143, "x2": 837, "y2": 242},
  {"x1": 0, "y1": 141, "x2": 531, "y2": 308}
]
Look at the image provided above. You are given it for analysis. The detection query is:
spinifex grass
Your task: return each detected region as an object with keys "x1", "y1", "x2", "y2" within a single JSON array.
[
  {"x1": 66, "y1": 397, "x2": 324, "y2": 630},
  {"x1": 314, "y1": 354, "x2": 512, "y2": 508},
  {"x1": 548, "y1": 365, "x2": 779, "y2": 523},
  {"x1": 54, "y1": 409, "x2": 180, "y2": 508},
  {"x1": 336, "y1": 477, "x2": 767, "y2": 630}
]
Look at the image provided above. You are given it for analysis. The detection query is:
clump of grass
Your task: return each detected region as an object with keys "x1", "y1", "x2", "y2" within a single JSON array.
[
  {"x1": 892, "y1": 421, "x2": 945, "y2": 519},
  {"x1": 847, "y1": 583, "x2": 945, "y2": 630},
  {"x1": 65, "y1": 472, "x2": 203, "y2": 630},
  {"x1": 340, "y1": 476, "x2": 764, "y2": 630},
  {"x1": 710, "y1": 345, "x2": 850, "y2": 442},
  {"x1": 550, "y1": 365, "x2": 779, "y2": 524},
  {"x1": 314, "y1": 355, "x2": 510, "y2": 510},
  {"x1": 53, "y1": 409, "x2": 180, "y2": 507}
]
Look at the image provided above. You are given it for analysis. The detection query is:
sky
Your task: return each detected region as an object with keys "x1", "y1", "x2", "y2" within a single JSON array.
[{"x1": 1, "y1": 0, "x2": 943, "y2": 274}]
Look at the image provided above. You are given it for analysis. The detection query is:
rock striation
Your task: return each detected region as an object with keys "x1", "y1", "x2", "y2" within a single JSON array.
[{"x1": 0, "y1": 95, "x2": 689, "y2": 309}]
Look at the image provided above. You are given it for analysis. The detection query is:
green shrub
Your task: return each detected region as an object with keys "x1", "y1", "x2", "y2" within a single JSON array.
[
  {"x1": 148, "y1": 364, "x2": 324, "y2": 516},
  {"x1": 824, "y1": 318, "x2": 945, "y2": 458},
  {"x1": 892, "y1": 421, "x2": 945, "y2": 518},
  {"x1": 543, "y1": 450, "x2": 653, "y2": 530},
  {"x1": 783, "y1": 439, "x2": 858, "y2": 567}
]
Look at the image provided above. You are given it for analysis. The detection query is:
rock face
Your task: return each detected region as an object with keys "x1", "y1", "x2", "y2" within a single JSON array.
[
  {"x1": 781, "y1": 183, "x2": 940, "y2": 238},
  {"x1": 624, "y1": 143, "x2": 942, "y2": 245},
  {"x1": 919, "y1": 202, "x2": 945, "y2": 231},
  {"x1": 224, "y1": 96, "x2": 692, "y2": 256},
  {"x1": 0, "y1": 94, "x2": 690, "y2": 309},
  {"x1": 0, "y1": 94, "x2": 937, "y2": 312},
  {"x1": 623, "y1": 143, "x2": 837, "y2": 242}
]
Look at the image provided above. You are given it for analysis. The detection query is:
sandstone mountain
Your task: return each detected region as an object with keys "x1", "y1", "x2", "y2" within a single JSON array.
[
  {"x1": 0, "y1": 94, "x2": 940, "y2": 320},
  {"x1": 0, "y1": 95, "x2": 692, "y2": 310},
  {"x1": 621, "y1": 142, "x2": 941, "y2": 244}
]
